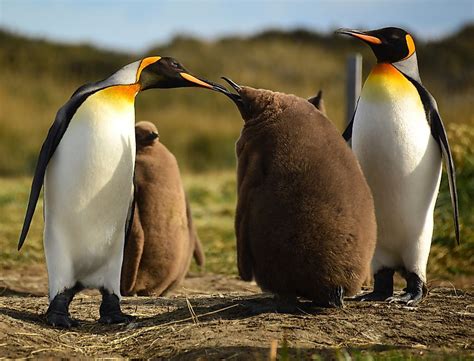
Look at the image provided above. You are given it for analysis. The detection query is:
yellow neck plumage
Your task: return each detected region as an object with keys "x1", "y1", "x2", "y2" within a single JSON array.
[{"x1": 361, "y1": 63, "x2": 418, "y2": 102}]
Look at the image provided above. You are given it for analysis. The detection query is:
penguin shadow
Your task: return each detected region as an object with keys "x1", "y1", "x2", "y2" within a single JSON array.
[
  {"x1": 123, "y1": 293, "x2": 336, "y2": 327},
  {"x1": 0, "y1": 306, "x2": 45, "y2": 326},
  {"x1": 0, "y1": 286, "x2": 44, "y2": 298},
  {"x1": 0, "y1": 286, "x2": 46, "y2": 325}
]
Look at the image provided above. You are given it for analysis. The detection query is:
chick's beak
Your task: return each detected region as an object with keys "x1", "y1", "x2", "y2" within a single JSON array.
[
  {"x1": 146, "y1": 131, "x2": 159, "y2": 141},
  {"x1": 336, "y1": 28, "x2": 382, "y2": 45},
  {"x1": 218, "y1": 76, "x2": 245, "y2": 111}
]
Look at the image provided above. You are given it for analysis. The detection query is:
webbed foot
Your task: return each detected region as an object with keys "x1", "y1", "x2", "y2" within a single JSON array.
[
  {"x1": 354, "y1": 268, "x2": 394, "y2": 302},
  {"x1": 387, "y1": 272, "x2": 425, "y2": 306},
  {"x1": 46, "y1": 310, "x2": 79, "y2": 328},
  {"x1": 99, "y1": 291, "x2": 134, "y2": 324},
  {"x1": 46, "y1": 286, "x2": 81, "y2": 328}
]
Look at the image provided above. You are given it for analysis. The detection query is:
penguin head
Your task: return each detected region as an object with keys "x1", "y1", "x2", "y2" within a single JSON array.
[
  {"x1": 135, "y1": 121, "x2": 159, "y2": 148},
  {"x1": 136, "y1": 56, "x2": 227, "y2": 92},
  {"x1": 336, "y1": 27, "x2": 416, "y2": 63}
]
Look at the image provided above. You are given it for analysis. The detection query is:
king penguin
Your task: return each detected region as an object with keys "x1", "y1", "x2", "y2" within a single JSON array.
[
  {"x1": 337, "y1": 27, "x2": 460, "y2": 305},
  {"x1": 17, "y1": 56, "x2": 224, "y2": 328}
]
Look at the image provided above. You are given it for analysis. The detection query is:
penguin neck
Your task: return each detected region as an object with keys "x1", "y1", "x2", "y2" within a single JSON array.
[
  {"x1": 94, "y1": 84, "x2": 141, "y2": 108},
  {"x1": 362, "y1": 63, "x2": 419, "y2": 102},
  {"x1": 391, "y1": 52, "x2": 422, "y2": 84}
]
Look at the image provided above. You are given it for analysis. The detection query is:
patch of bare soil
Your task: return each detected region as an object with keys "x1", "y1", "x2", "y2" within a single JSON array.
[{"x1": 0, "y1": 265, "x2": 473, "y2": 359}]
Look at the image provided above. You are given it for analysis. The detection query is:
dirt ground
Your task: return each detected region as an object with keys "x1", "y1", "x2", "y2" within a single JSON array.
[{"x1": 0, "y1": 265, "x2": 473, "y2": 359}]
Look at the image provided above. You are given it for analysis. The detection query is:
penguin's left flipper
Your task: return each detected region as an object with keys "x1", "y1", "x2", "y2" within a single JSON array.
[
  {"x1": 406, "y1": 76, "x2": 460, "y2": 245},
  {"x1": 341, "y1": 99, "x2": 359, "y2": 142},
  {"x1": 342, "y1": 116, "x2": 354, "y2": 142}
]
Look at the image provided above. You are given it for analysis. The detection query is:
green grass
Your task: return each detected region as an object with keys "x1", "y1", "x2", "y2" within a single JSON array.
[
  {"x1": 0, "y1": 172, "x2": 238, "y2": 274},
  {"x1": 1, "y1": 163, "x2": 472, "y2": 282}
]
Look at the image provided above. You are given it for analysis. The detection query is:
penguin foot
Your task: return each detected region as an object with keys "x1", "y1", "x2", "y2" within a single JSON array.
[
  {"x1": 46, "y1": 287, "x2": 80, "y2": 328},
  {"x1": 353, "y1": 291, "x2": 392, "y2": 302},
  {"x1": 46, "y1": 310, "x2": 79, "y2": 328},
  {"x1": 99, "y1": 291, "x2": 134, "y2": 324},
  {"x1": 313, "y1": 286, "x2": 344, "y2": 308},
  {"x1": 98, "y1": 312, "x2": 134, "y2": 325},
  {"x1": 355, "y1": 267, "x2": 394, "y2": 302},
  {"x1": 386, "y1": 291, "x2": 423, "y2": 305},
  {"x1": 387, "y1": 272, "x2": 426, "y2": 305}
]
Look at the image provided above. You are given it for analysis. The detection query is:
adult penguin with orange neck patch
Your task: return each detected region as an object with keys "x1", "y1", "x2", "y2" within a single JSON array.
[
  {"x1": 17, "y1": 56, "x2": 224, "y2": 328},
  {"x1": 337, "y1": 27, "x2": 460, "y2": 305}
]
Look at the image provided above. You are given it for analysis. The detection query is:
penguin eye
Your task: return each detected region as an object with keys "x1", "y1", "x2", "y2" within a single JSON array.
[{"x1": 170, "y1": 60, "x2": 180, "y2": 68}]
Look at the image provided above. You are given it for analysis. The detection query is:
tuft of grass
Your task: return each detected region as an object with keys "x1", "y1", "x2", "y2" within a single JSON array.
[{"x1": 184, "y1": 171, "x2": 238, "y2": 275}]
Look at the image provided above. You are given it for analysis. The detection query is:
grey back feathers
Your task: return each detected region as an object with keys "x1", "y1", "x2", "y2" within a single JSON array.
[{"x1": 233, "y1": 87, "x2": 376, "y2": 305}]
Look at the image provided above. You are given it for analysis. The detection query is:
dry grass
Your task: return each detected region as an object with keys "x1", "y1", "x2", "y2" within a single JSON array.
[{"x1": 0, "y1": 273, "x2": 472, "y2": 359}]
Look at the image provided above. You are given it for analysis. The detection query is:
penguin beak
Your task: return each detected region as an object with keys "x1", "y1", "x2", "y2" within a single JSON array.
[
  {"x1": 336, "y1": 28, "x2": 382, "y2": 45},
  {"x1": 179, "y1": 72, "x2": 230, "y2": 93},
  {"x1": 146, "y1": 131, "x2": 159, "y2": 141},
  {"x1": 217, "y1": 77, "x2": 244, "y2": 108},
  {"x1": 211, "y1": 76, "x2": 249, "y2": 117}
]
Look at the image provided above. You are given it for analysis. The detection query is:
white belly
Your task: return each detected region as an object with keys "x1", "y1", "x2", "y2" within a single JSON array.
[
  {"x1": 43, "y1": 94, "x2": 136, "y2": 298},
  {"x1": 352, "y1": 68, "x2": 442, "y2": 278}
]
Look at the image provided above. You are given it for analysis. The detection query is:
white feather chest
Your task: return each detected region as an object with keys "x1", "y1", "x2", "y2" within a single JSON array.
[
  {"x1": 43, "y1": 85, "x2": 137, "y2": 295},
  {"x1": 352, "y1": 64, "x2": 441, "y2": 261}
]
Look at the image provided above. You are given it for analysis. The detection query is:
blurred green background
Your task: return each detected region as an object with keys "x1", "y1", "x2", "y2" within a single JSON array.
[{"x1": 0, "y1": 25, "x2": 472, "y2": 283}]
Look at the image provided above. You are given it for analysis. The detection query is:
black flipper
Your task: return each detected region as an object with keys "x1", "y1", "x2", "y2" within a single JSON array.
[
  {"x1": 342, "y1": 117, "x2": 354, "y2": 141},
  {"x1": 405, "y1": 75, "x2": 460, "y2": 245},
  {"x1": 124, "y1": 180, "x2": 137, "y2": 244},
  {"x1": 17, "y1": 89, "x2": 98, "y2": 250},
  {"x1": 342, "y1": 99, "x2": 358, "y2": 142}
]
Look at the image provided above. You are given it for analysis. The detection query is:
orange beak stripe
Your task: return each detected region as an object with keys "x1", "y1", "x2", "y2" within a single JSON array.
[
  {"x1": 350, "y1": 33, "x2": 382, "y2": 45},
  {"x1": 180, "y1": 72, "x2": 213, "y2": 88}
]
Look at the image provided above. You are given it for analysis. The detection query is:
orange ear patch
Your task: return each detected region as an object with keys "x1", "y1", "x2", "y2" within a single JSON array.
[
  {"x1": 136, "y1": 56, "x2": 161, "y2": 82},
  {"x1": 352, "y1": 33, "x2": 382, "y2": 45},
  {"x1": 404, "y1": 34, "x2": 416, "y2": 59}
]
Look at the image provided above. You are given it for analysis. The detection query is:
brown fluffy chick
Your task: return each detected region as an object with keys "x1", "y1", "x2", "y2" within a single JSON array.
[
  {"x1": 120, "y1": 121, "x2": 204, "y2": 296},
  {"x1": 216, "y1": 80, "x2": 376, "y2": 307}
]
